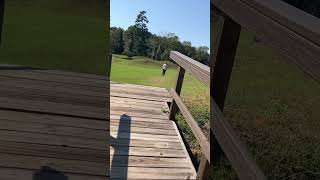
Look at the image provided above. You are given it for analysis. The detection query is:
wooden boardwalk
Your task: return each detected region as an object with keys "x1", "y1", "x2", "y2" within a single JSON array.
[
  {"x1": 0, "y1": 66, "x2": 108, "y2": 179},
  {"x1": 0, "y1": 66, "x2": 196, "y2": 179},
  {"x1": 110, "y1": 82, "x2": 196, "y2": 179}
]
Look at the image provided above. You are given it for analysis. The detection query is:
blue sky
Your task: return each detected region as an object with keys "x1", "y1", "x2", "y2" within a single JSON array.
[{"x1": 110, "y1": 0, "x2": 210, "y2": 48}]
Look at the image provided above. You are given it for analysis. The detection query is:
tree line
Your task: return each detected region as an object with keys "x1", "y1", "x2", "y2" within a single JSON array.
[{"x1": 111, "y1": 11, "x2": 210, "y2": 65}]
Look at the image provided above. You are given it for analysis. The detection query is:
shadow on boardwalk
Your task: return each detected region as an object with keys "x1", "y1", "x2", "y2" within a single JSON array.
[
  {"x1": 110, "y1": 114, "x2": 131, "y2": 179},
  {"x1": 33, "y1": 166, "x2": 68, "y2": 180}
]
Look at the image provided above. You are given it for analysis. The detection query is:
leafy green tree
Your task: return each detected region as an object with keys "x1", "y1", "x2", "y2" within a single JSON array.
[
  {"x1": 123, "y1": 26, "x2": 139, "y2": 57},
  {"x1": 110, "y1": 27, "x2": 124, "y2": 54},
  {"x1": 195, "y1": 46, "x2": 209, "y2": 65},
  {"x1": 123, "y1": 11, "x2": 150, "y2": 57}
]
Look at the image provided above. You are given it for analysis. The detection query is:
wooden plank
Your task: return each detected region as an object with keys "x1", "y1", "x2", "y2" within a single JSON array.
[
  {"x1": 211, "y1": 10, "x2": 241, "y2": 163},
  {"x1": 242, "y1": 0, "x2": 320, "y2": 46},
  {"x1": 111, "y1": 155, "x2": 190, "y2": 168},
  {"x1": 0, "y1": 76, "x2": 107, "y2": 97},
  {"x1": 110, "y1": 138, "x2": 182, "y2": 150},
  {"x1": 196, "y1": 155, "x2": 210, "y2": 180},
  {"x1": 0, "y1": 110, "x2": 106, "y2": 130},
  {"x1": 0, "y1": 71, "x2": 108, "y2": 87},
  {"x1": 170, "y1": 89, "x2": 210, "y2": 162},
  {"x1": 0, "y1": 140, "x2": 106, "y2": 163},
  {"x1": 211, "y1": 98, "x2": 266, "y2": 179},
  {"x1": 110, "y1": 114, "x2": 170, "y2": 123},
  {"x1": 0, "y1": 97, "x2": 107, "y2": 120},
  {"x1": 111, "y1": 96, "x2": 166, "y2": 106},
  {"x1": 0, "y1": 119, "x2": 107, "y2": 140},
  {"x1": 110, "y1": 167, "x2": 196, "y2": 179},
  {"x1": 111, "y1": 82, "x2": 168, "y2": 93},
  {"x1": 110, "y1": 118, "x2": 174, "y2": 130},
  {"x1": 213, "y1": 0, "x2": 320, "y2": 82},
  {"x1": 0, "y1": 84, "x2": 106, "y2": 108},
  {"x1": 0, "y1": 130, "x2": 107, "y2": 150},
  {"x1": 110, "y1": 130, "x2": 179, "y2": 142},
  {"x1": 111, "y1": 91, "x2": 171, "y2": 102},
  {"x1": 110, "y1": 146, "x2": 186, "y2": 158},
  {"x1": 110, "y1": 124, "x2": 176, "y2": 136},
  {"x1": 110, "y1": 110, "x2": 167, "y2": 120},
  {"x1": 169, "y1": 67, "x2": 185, "y2": 120},
  {"x1": 111, "y1": 105, "x2": 165, "y2": 115},
  {"x1": 111, "y1": 86, "x2": 170, "y2": 98}
]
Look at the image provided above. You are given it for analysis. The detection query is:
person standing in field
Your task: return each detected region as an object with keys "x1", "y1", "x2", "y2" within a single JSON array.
[{"x1": 161, "y1": 63, "x2": 167, "y2": 76}]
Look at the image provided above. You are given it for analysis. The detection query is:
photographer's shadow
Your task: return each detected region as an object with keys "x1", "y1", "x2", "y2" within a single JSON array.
[{"x1": 33, "y1": 166, "x2": 68, "y2": 180}]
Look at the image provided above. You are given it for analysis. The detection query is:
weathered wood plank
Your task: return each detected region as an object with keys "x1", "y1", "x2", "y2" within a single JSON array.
[
  {"x1": 0, "y1": 110, "x2": 106, "y2": 130},
  {"x1": 169, "y1": 67, "x2": 185, "y2": 120},
  {"x1": 0, "y1": 141, "x2": 106, "y2": 163},
  {"x1": 0, "y1": 97, "x2": 107, "y2": 120},
  {"x1": 211, "y1": 9, "x2": 241, "y2": 164},
  {"x1": 111, "y1": 155, "x2": 190, "y2": 168},
  {"x1": 213, "y1": 0, "x2": 320, "y2": 81},
  {"x1": 110, "y1": 138, "x2": 182, "y2": 150},
  {"x1": 110, "y1": 130, "x2": 180, "y2": 142},
  {"x1": 0, "y1": 130, "x2": 107, "y2": 150},
  {"x1": 110, "y1": 146, "x2": 185, "y2": 158},
  {"x1": 110, "y1": 167, "x2": 196, "y2": 179}
]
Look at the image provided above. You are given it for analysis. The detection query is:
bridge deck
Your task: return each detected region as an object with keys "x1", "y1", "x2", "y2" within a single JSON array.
[
  {"x1": 110, "y1": 82, "x2": 196, "y2": 179},
  {"x1": 0, "y1": 66, "x2": 196, "y2": 179}
]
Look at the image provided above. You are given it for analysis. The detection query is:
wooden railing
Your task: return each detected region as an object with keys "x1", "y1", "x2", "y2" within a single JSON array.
[
  {"x1": 211, "y1": 0, "x2": 320, "y2": 179},
  {"x1": 169, "y1": 51, "x2": 210, "y2": 180}
]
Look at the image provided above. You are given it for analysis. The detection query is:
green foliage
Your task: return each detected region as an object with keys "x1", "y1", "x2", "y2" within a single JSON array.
[
  {"x1": 123, "y1": 11, "x2": 150, "y2": 57},
  {"x1": 110, "y1": 27, "x2": 124, "y2": 54},
  {"x1": 113, "y1": 11, "x2": 209, "y2": 64}
]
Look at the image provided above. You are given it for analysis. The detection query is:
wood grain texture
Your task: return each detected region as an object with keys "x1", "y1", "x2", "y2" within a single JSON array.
[
  {"x1": 0, "y1": 68, "x2": 196, "y2": 179},
  {"x1": 212, "y1": 0, "x2": 320, "y2": 82},
  {"x1": 170, "y1": 51, "x2": 210, "y2": 86},
  {"x1": 0, "y1": 69, "x2": 108, "y2": 179},
  {"x1": 110, "y1": 82, "x2": 197, "y2": 179}
]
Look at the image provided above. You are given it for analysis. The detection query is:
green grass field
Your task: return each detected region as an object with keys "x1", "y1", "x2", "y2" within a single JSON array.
[{"x1": 0, "y1": 0, "x2": 107, "y2": 74}]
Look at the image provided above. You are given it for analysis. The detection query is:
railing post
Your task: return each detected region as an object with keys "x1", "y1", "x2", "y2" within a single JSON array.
[
  {"x1": 169, "y1": 66, "x2": 185, "y2": 120},
  {"x1": 0, "y1": 0, "x2": 5, "y2": 45},
  {"x1": 210, "y1": 5, "x2": 241, "y2": 164},
  {"x1": 196, "y1": 155, "x2": 210, "y2": 180}
]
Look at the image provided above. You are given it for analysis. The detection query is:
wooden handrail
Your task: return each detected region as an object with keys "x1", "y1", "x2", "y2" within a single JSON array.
[
  {"x1": 170, "y1": 89, "x2": 210, "y2": 161},
  {"x1": 170, "y1": 51, "x2": 210, "y2": 86},
  {"x1": 210, "y1": 98, "x2": 266, "y2": 179},
  {"x1": 169, "y1": 51, "x2": 210, "y2": 179},
  {"x1": 212, "y1": 0, "x2": 320, "y2": 82}
]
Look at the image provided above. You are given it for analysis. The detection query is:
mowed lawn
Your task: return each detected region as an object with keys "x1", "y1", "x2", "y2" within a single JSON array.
[{"x1": 0, "y1": 0, "x2": 107, "y2": 75}]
